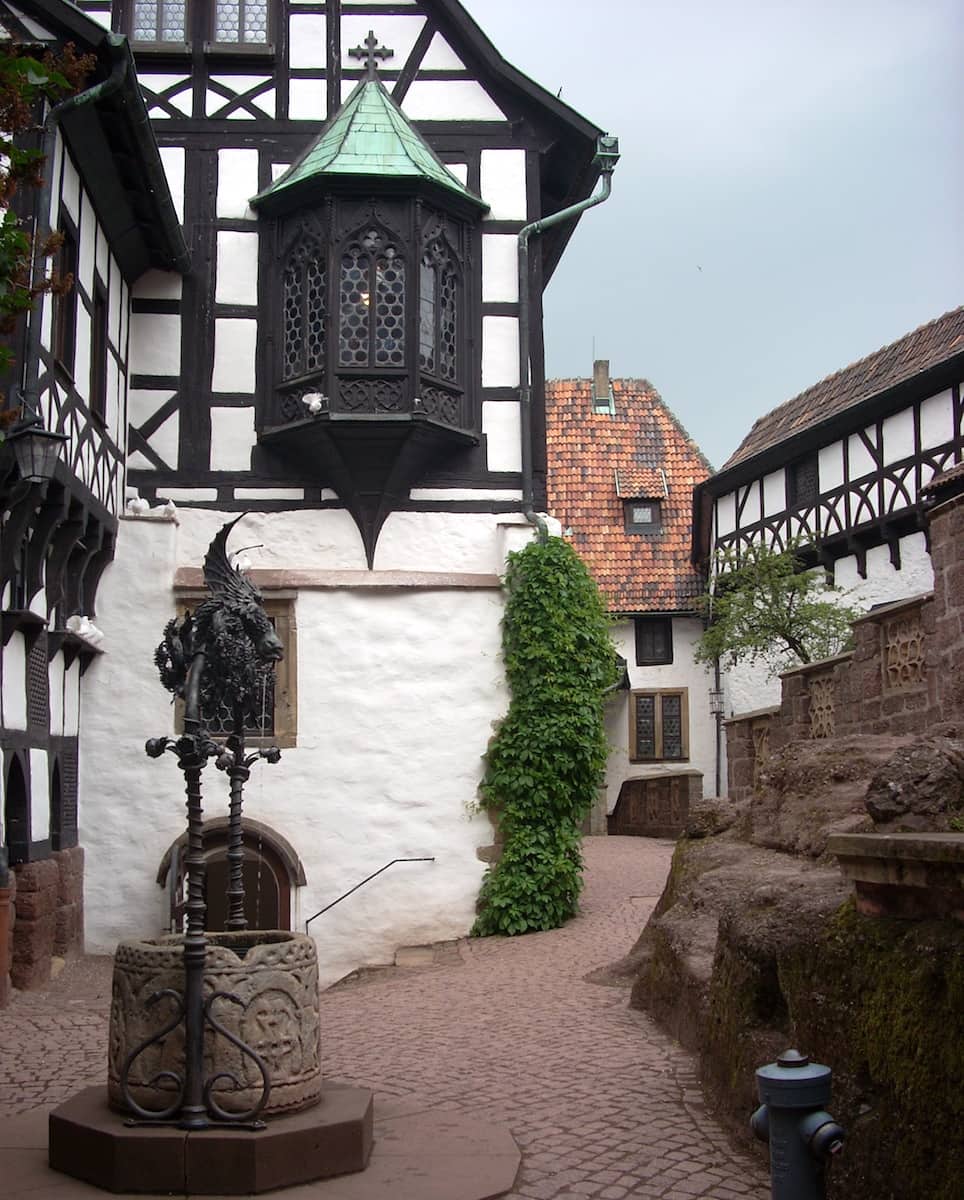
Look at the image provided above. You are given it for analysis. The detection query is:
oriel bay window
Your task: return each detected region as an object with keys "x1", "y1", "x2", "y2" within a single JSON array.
[
  {"x1": 250, "y1": 58, "x2": 487, "y2": 564},
  {"x1": 273, "y1": 202, "x2": 469, "y2": 427}
]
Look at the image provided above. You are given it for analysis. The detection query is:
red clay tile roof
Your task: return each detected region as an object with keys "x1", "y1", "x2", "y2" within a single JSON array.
[
  {"x1": 614, "y1": 466, "x2": 666, "y2": 498},
  {"x1": 546, "y1": 378, "x2": 712, "y2": 614},
  {"x1": 722, "y1": 306, "x2": 964, "y2": 471}
]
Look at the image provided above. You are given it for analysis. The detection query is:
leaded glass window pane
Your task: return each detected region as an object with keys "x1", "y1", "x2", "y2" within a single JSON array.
[
  {"x1": 375, "y1": 250, "x2": 405, "y2": 366},
  {"x1": 339, "y1": 247, "x2": 371, "y2": 366},
  {"x1": 133, "y1": 0, "x2": 185, "y2": 41},
  {"x1": 634, "y1": 695, "x2": 656, "y2": 759},
  {"x1": 215, "y1": 0, "x2": 269, "y2": 44},
  {"x1": 661, "y1": 694, "x2": 683, "y2": 759},
  {"x1": 419, "y1": 258, "x2": 436, "y2": 373},
  {"x1": 439, "y1": 267, "x2": 457, "y2": 381},
  {"x1": 339, "y1": 229, "x2": 406, "y2": 367},
  {"x1": 283, "y1": 241, "x2": 325, "y2": 380}
]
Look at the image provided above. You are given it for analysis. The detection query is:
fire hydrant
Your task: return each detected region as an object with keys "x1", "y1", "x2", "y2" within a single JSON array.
[{"x1": 751, "y1": 1049, "x2": 845, "y2": 1200}]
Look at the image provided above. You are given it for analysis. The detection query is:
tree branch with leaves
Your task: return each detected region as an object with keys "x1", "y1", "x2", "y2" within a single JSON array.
[{"x1": 695, "y1": 541, "x2": 859, "y2": 676}]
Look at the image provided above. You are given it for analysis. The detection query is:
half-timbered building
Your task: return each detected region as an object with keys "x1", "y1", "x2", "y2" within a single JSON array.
[
  {"x1": 546, "y1": 364, "x2": 716, "y2": 837},
  {"x1": 51, "y1": 0, "x2": 616, "y2": 985},
  {"x1": 0, "y1": 0, "x2": 188, "y2": 997},
  {"x1": 693, "y1": 307, "x2": 964, "y2": 714}
]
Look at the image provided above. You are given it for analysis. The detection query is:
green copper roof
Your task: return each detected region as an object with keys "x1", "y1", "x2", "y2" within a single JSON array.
[{"x1": 253, "y1": 78, "x2": 487, "y2": 211}]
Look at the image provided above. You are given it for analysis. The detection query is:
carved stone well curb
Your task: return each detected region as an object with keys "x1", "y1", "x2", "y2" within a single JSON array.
[{"x1": 108, "y1": 930, "x2": 321, "y2": 1116}]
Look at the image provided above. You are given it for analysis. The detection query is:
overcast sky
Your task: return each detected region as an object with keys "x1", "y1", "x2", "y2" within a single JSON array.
[{"x1": 461, "y1": 0, "x2": 964, "y2": 469}]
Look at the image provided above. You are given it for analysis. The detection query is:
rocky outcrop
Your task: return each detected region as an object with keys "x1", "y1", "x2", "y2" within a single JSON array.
[
  {"x1": 621, "y1": 733, "x2": 964, "y2": 1200},
  {"x1": 864, "y1": 731, "x2": 964, "y2": 831}
]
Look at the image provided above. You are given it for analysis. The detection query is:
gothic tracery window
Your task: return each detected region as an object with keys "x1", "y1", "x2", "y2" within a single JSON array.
[
  {"x1": 282, "y1": 235, "x2": 326, "y2": 382},
  {"x1": 419, "y1": 234, "x2": 459, "y2": 383},
  {"x1": 338, "y1": 227, "x2": 406, "y2": 368}
]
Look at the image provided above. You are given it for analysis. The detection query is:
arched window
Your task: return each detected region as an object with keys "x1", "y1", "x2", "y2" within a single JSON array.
[
  {"x1": 419, "y1": 233, "x2": 460, "y2": 384},
  {"x1": 282, "y1": 233, "x2": 326, "y2": 383},
  {"x1": 338, "y1": 226, "x2": 406, "y2": 368},
  {"x1": 4, "y1": 755, "x2": 29, "y2": 866}
]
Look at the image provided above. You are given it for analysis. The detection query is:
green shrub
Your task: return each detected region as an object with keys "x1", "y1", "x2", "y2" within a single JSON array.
[{"x1": 473, "y1": 537, "x2": 618, "y2": 935}]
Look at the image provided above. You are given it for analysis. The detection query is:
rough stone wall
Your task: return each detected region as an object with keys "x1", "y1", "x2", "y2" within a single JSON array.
[
  {"x1": 928, "y1": 491, "x2": 964, "y2": 720},
  {"x1": 726, "y1": 595, "x2": 934, "y2": 795},
  {"x1": 0, "y1": 870, "x2": 14, "y2": 1007},
  {"x1": 6, "y1": 849, "x2": 84, "y2": 992},
  {"x1": 52, "y1": 847, "x2": 84, "y2": 957},
  {"x1": 11, "y1": 858, "x2": 59, "y2": 990},
  {"x1": 723, "y1": 479, "x2": 964, "y2": 797}
]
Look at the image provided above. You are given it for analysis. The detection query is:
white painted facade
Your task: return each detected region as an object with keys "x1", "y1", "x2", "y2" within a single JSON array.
[
  {"x1": 602, "y1": 618, "x2": 718, "y2": 809},
  {"x1": 64, "y1": 0, "x2": 611, "y2": 979},
  {"x1": 82, "y1": 509, "x2": 534, "y2": 986}
]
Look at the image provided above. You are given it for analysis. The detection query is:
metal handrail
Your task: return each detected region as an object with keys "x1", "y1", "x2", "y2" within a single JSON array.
[{"x1": 304, "y1": 857, "x2": 435, "y2": 933}]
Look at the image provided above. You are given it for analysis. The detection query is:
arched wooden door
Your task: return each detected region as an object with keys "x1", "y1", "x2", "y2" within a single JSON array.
[{"x1": 161, "y1": 820, "x2": 303, "y2": 933}]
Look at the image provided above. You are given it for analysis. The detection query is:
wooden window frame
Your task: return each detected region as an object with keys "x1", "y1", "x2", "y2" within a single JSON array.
[
  {"x1": 173, "y1": 591, "x2": 298, "y2": 748},
  {"x1": 787, "y1": 453, "x2": 819, "y2": 509},
  {"x1": 120, "y1": 1, "x2": 276, "y2": 57},
  {"x1": 52, "y1": 220, "x2": 78, "y2": 377},
  {"x1": 629, "y1": 688, "x2": 689, "y2": 763},
  {"x1": 624, "y1": 499, "x2": 661, "y2": 534},
  {"x1": 90, "y1": 280, "x2": 108, "y2": 426},
  {"x1": 634, "y1": 616, "x2": 673, "y2": 666}
]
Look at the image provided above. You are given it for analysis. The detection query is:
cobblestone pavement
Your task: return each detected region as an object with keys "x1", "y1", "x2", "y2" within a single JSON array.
[{"x1": 0, "y1": 836, "x2": 769, "y2": 1199}]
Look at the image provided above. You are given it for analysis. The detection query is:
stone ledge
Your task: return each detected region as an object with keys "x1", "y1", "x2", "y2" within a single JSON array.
[
  {"x1": 174, "y1": 567, "x2": 503, "y2": 591},
  {"x1": 828, "y1": 833, "x2": 964, "y2": 921}
]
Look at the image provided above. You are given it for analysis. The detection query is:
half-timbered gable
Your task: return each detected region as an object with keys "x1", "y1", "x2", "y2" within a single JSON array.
[
  {"x1": 0, "y1": 0, "x2": 188, "y2": 996},
  {"x1": 693, "y1": 307, "x2": 964, "y2": 713},
  {"x1": 75, "y1": 0, "x2": 605, "y2": 545},
  {"x1": 546, "y1": 366, "x2": 716, "y2": 835},
  {"x1": 57, "y1": 0, "x2": 615, "y2": 987}
]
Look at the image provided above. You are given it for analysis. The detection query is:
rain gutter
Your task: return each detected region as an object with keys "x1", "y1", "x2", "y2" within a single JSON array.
[
  {"x1": 20, "y1": 33, "x2": 189, "y2": 421},
  {"x1": 516, "y1": 135, "x2": 620, "y2": 538}
]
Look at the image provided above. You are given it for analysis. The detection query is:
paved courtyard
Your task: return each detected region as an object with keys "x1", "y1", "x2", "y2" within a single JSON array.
[{"x1": 0, "y1": 836, "x2": 769, "y2": 1199}]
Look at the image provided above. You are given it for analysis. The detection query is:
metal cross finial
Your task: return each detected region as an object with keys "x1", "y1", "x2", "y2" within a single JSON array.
[{"x1": 349, "y1": 29, "x2": 394, "y2": 79}]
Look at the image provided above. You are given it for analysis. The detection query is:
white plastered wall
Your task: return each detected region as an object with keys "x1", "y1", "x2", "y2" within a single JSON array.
[
  {"x1": 603, "y1": 617, "x2": 717, "y2": 808},
  {"x1": 80, "y1": 509, "x2": 538, "y2": 986}
]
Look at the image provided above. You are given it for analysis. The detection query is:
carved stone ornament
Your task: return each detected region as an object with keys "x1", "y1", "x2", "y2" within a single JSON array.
[{"x1": 108, "y1": 931, "x2": 321, "y2": 1116}]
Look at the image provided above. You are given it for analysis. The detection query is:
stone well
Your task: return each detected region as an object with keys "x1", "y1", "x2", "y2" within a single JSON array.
[{"x1": 108, "y1": 930, "x2": 320, "y2": 1116}]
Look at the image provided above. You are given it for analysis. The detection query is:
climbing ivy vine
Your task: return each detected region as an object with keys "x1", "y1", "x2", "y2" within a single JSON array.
[{"x1": 473, "y1": 536, "x2": 619, "y2": 936}]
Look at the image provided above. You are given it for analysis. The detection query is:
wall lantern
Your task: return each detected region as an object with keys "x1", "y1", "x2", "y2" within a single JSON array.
[{"x1": 5, "y1": 418, "x2": 68, "y2": 483}]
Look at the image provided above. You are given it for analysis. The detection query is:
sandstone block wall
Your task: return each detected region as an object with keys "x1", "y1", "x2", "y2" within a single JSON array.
[
  {"x1": 9, "y1": 847, "x2": 84, "y2": 992},
  {"x1": 725, "y1": 480, "x2": 963, "y2": 800},
  {"x1": 928, "y1": 491, "x2": 964, "y2": 719}
]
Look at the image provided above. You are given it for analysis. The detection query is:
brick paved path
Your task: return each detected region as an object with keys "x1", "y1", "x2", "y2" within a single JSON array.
[{"x1": 0, "y1": 836, "x2": 769, "y2": 1199}]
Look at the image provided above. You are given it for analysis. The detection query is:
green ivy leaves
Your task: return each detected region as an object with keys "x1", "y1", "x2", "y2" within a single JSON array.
[{"x1": 473, "y1": 537, "x2": 618, "y2": 937}]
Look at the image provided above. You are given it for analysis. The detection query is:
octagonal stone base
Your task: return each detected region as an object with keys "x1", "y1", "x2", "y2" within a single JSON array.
[{"x1": 49, "y1": 1083, "x2": 373, "y2": 1194}]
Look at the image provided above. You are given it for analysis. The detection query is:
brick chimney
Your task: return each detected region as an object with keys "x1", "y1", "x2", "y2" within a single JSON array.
[{"x1": 592, "y1": 359, "x2": 613, "y2": 413}]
